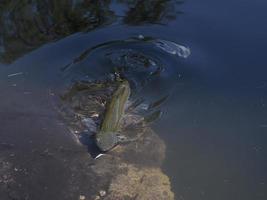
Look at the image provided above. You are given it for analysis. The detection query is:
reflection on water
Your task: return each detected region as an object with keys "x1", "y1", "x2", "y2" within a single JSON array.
[
  {"x1": 0, "y1": 1, "x2": 186, "y2": 199},
  {"x1": 121, "y1": 0, "x2": 180, "y2": 25},
  {"x1": 0, "y1": 0, "x2": 267, "y2": 199},
  {"x1": 0, "y1": 0, "x2": 116, "y2": 63},
  {"x1": 0, "y1": 0, "x2": 181, "y2": 63}
]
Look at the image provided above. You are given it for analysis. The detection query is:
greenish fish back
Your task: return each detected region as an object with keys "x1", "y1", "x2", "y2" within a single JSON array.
[
  {"x1": 100, "y1": 80, "x2": 130, "y2": 132},
  {"x1": 95, "y1": 80, "x2": 130, "y2": 151}
]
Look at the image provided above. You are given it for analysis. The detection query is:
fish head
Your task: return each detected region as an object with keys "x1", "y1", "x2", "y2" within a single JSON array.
[{"x1": 95, "y1": 131, "x2": 119, "y2": 152}]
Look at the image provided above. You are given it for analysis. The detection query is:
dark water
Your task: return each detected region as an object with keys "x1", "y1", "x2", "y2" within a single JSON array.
[{"x1": 0, "y1": 0, "x2": 267, "y2": 199}]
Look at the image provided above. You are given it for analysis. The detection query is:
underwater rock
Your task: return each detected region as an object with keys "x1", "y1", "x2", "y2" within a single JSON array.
[
  {"x1": 88, "y1": 130, "x2": 173, "y2": 200},
  {"x1": 55, "y1": 77, "x2": 174, "y2": 199},
  {"x1": 111, "y1": 126, "x2": 166, "y2": 167},
  {"x1": 106, "y1": 164, "x2": 174, "y2": 200}
]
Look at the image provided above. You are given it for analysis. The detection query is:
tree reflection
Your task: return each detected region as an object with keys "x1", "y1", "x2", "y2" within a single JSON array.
[
  {"x1": 121, "y1": 0, "x2": 180, "y2": 25},
  {"x1": 0, "y1": 0, "x2": 182, "y2": 63},
  {"x1": 0, "y1": 0, "x2": 115, "y2": 63}
]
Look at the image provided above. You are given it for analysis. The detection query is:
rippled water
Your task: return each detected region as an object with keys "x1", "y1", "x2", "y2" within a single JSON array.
[{"x1": 1, "y1": 0, "x2": 267, "y2": 199}]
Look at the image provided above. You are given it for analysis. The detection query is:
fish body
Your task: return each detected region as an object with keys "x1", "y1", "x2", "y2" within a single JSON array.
[{"x1": 95, "y1": 80, "x2": 130, "y2": 151}]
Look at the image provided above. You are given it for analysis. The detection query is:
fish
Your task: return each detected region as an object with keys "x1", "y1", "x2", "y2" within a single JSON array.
[{"x1": 95, "y1": 80, "x2": 130, "y2": 152}]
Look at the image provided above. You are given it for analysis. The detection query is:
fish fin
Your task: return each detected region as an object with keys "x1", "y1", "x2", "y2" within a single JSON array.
[
  {"x1": 126, "y1": 97, "x2": 145, "y2": 112},
  {"x1": 148, "y1": 95, "x2": 169, "y2": 110},
  {"x1": 144, "y1": 110, "x2": 163, "y2": 123}
]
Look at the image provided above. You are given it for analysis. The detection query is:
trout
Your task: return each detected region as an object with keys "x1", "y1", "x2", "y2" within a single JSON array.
[{"x1": 95, "y1": 80, "x2": 130, "y2": 151}]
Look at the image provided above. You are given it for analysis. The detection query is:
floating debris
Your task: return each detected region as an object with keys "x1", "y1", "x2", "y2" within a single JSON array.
[
  {"x1": 95, "y1": 154, "x2": 105, "y2": 159},
  {"x1": 0, "y1": 142, "x2": 14, "y2": 150},
  {"x1": 138, "y1": 34, "x2": 145, "y2": 40},
  {"x1": 91, "y1": 113, "x2": 99, "y2": 118},
  {"x1": 7, "y1": 72, "x2": 24, "y2": 77},
  {"x1": 154, "y1": 39, "x2": 191, "y2": 58},
  {"x1": 99, "y1": 190, "x2": 106, "y2": 197}
]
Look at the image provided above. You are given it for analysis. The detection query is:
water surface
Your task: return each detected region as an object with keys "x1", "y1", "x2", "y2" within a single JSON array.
[{"x1": 1, "y1": 0, "x2": 267, "y2": 199}]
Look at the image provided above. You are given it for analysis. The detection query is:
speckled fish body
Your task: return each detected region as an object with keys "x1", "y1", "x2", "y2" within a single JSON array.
[{"x1": 96, "y1": 80, "x2": 130, "y2": 151}]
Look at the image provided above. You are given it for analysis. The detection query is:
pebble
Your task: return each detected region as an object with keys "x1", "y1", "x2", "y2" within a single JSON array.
[
  {"x1": 91, "y1": 113, "x2": 99, "y2": 118},
  {"x1": 99, "y1": 190, "x2": 106, "y2": 197}
]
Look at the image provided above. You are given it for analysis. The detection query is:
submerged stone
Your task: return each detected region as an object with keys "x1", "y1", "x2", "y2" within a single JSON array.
[
  {"x1": 107, "y1": 164, "x2": 174, "y2": 200},
  {"x1": 55, "y1": 76, "x2": 174, "y2": 199}
]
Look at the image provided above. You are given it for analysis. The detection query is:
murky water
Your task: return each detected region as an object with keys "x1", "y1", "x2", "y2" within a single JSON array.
[{"x1": 1, "y1": 0, "x2": 267, "y2": 199}]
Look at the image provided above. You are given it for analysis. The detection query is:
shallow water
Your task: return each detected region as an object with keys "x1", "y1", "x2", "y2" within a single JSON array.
[{"x1": 1, "y1": 0, "x2": 267, "y2": 199}]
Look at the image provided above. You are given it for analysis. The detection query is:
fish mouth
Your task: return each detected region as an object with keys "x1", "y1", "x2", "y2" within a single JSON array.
[{"x1": 95, "y1": 132, "x2": 119, "y2": 152}]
